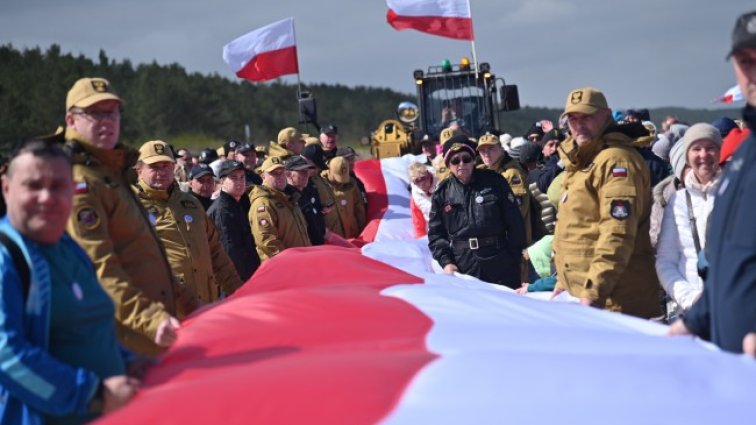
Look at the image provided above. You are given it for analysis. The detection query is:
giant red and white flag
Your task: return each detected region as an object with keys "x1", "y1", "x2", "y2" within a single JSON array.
[
  {"x1": 222, "y1": 17, "x2": 299, "y2": 82},
  {"x1": 717, "y1": 84, "x2": 743, "y2": 103},
  {"x1": 386, "y1": 0, "x2": 474, "y2": 41}
]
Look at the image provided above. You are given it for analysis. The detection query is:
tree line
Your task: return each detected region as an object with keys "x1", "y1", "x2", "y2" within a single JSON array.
[{"x1": 0, "y1": 44, "x2": 740, "y2": 156}]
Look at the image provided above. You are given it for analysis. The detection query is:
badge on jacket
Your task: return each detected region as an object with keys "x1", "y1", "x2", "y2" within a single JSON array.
[
  {"x1": 610, "y1": 200, "x2": 631, "y2": 220},
  {"x1": 75, "y1": 206, "x2": 100, "y2": 230}
]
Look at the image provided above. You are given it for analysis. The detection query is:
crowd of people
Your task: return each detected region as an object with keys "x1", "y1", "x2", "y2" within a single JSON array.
[{"x1": 0, "y1": 9, "x2": 753, "y2": 425}]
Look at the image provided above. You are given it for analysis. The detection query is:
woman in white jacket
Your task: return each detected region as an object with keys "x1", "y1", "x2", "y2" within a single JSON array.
[{"x1": 655, "y1": 123, "x2": 723, "y2": 313}]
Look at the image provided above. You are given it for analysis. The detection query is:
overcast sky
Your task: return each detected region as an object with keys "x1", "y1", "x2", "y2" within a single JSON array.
[{"x1": 1, "y1": 0, "x2": 752, "y2": 110}]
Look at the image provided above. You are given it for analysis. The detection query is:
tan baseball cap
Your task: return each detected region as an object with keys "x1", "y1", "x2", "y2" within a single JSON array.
[
  {"x1": 277, "y1": 127, "x2": 302, "y2": 146},
  {"x1": 476, "y1": 132, "x2": 500, "y2": 150},
  {"x1": 561, "y1": 87, "x2": 609, "y2": 118},
  {"x1": 439, "y1": 127, "x2": 460, "y2": 145},
  {"x1": 138, "y1": 140, "x2": 175, "y2": 164},
  {"x1": 304, "y1": 136, "x2": 321, "y2": 146},
  {"x1": 66, "y1": 77, "x2": 122, "y2": 111},
  {"x1": 260, "y1": 156, "x2": 285, "y2": 173},
  {"x1": 328, "y1": 156, "x2": 350, "y2": 184}
]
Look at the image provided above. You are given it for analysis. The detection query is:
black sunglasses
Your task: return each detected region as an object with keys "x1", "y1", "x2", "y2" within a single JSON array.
[{"x1": 449, "y1": 155, "x2": 473, "y2": 166}]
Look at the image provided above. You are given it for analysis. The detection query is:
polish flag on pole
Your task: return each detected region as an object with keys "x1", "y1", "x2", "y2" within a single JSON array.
[
  {"x1": 717, "y1": 84, "x2": 743, "y2": 103},
  {"x1": 222, "y1": 17, "x2": 299, "y2": 82},
  {"x1": 386, "y1": 0, "x2": 475, "y2": 41}
]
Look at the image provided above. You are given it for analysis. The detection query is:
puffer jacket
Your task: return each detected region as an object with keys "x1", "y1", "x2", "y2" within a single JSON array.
[
  {"x1": 649, "y1": 175, "x2": 681, "y2": 249},
  {"x1": 655, "y1": 170, "x2": 720, "y2": 310}
]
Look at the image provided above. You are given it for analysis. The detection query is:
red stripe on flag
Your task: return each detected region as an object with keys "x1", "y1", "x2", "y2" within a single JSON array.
[
  {"x1": 354, "y1": 159, "x2": 389, "y2": 243},
  {"x1": 387, "y1": 9, "x2": 474, "y2": 40},
  {"x1": 99, "y1": 247, "x2": 435, "y2": 425},
  {"x1": 235, "y1": 45, "x2": 299, "y2": 82}
]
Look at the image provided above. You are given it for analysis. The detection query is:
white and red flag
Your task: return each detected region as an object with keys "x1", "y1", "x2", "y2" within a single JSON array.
[
  {"x1": 386, "y1": 0, "x2": 475, "y2": 41},
  {"x1": 717, "y1": 84, "x2": 743, "y2": 103},
  {"x1": 222, "y1": 17, "x2": 299, "y2": 82}
]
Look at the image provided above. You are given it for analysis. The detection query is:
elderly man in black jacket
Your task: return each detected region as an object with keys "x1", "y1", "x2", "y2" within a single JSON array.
[{"x1": 428, "y1": 135, "x2": 526, "y2": 289}]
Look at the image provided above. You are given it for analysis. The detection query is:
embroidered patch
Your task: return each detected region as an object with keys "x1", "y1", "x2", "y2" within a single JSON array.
[
  {"x1": 181, "y1": 200, "x2": 197, "y2": 209},
  {"x1": 257, "y1": 205, "x2": 266, "y2": 213},
  {"x1": 612, "y1": 167, "x2": 628, "y2": 177},
  {"x1": 75, "y1": 207, "x2": 100, "y2": 230},
  {"x1": 511, "y1": 176, "x2": 522, "y2": 185},
  {"x1": 74, "y1": 181, "x2": 88, "y2": 194},
  {"x1": 610, "y1": 200, "x2": 631, "y2": 220}
]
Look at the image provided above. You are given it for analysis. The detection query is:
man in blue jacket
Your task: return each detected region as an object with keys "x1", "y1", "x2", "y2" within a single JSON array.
[
  {"x1": 669, "y1": 10, "x2": 756, "y2": 356},
  {"x1": 0, "y1": 141, "x2": 138, "y2": 423}
]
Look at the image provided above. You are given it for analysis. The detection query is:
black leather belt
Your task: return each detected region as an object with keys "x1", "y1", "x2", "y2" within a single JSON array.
[{"x1": 451, "y1": 236, "x2": 500, "y2": 250}]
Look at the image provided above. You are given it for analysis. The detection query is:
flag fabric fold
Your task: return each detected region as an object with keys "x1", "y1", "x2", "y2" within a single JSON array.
[
  {"x1": 386, "y1": 0, "x2": 474, "y2": 41},
  {"x1": 222, "y1": 17, "x2": 299, "y2": 82},
  {"x1": 718, "y1": 84, "x2": 743, "y2": 103}
]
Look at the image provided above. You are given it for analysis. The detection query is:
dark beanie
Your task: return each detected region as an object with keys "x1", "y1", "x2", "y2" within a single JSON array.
[
  {"x1": 519, "y1": 142, "x2": 542, "y2": 165},
  {"x1": 442, "y1": 135, "x2": 476, "y2": 166}
]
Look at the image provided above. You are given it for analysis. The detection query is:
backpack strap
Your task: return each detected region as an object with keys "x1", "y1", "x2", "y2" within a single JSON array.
[{"x1": 0, "y1": 232, "x2": 31, "y2": 301}]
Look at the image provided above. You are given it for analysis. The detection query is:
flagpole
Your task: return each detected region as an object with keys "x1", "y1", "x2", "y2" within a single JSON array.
[
  {"x1": 467, "y1": 0, "x2": 479, "y2": 78},
  {"x1": 291, "y1": 17, "x2": 303, "y2": 96}
]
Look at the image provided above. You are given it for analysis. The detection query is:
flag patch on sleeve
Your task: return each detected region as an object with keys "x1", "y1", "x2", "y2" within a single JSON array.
[
  {"x1": 612, "y1": 167, "x2": 628, "y2": 177},
  {"x1": 74, "y1": 181, "x2": 89, "y2": 194}
]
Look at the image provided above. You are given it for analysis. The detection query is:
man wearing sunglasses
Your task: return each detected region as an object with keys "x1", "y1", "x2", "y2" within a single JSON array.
[{"x1": 428, "y1": 135, "x2": 526, "y2": 289}]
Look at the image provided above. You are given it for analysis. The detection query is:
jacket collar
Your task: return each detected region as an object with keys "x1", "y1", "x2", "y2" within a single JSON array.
[{"x1": 65, "y1": 127, "x2": 137, "y2": 171}]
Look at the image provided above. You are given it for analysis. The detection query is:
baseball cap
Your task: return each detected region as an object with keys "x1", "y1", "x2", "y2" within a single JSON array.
[
  {"x1": 259, "y1": 156, "x2": 285, "y2": 173},
  {"x1": 336, "y1": 146, "x2": 357, "y2": 159},
  {"x1": 728, "y1": 10, "x2": 756, "y2": 58},
  {"x1": 66, "y1": 77, "x2": 122, "y2": 111},
  {"x1": 304, "y1": 136, "x2": 321, "y2": 146},
  {"x1": 302, "y1": 143, "x2": 327, "y2": 170},
  {"x1": 277, "y1": 127, "x2": 302, "y2": 146},
  {"x1": 328, "y1": 156, "x2": 351, "y2": 184},
  {"x1": 218, "y1": 160, "x2": 246, "y2": 178},
  {"x1": 138, "y1": 140, "x2": 175, "y2": 164},
  {"x1": 561, "y1": 87, "x2": 609, "y2": 118},
  {"x1": 320, "y1": 124, "x2": 338, "y2": 135},
  {"x1": 237, "y1": 143, "x2": 255, "y2": 154},
  {"x1": 223, "y1": 140, "x2": 241, "y2": 155},
  {"x1": 476, "y1": 132, "x2": 500, "y2": 150},
  {"x1": 439, "y1": 127, "x2": 460, "y2": 145},
  {"x1": 285, "y1": 155, "x2": 316, "y2": 171},
  {"x1": 198, "y1": 148, "x2": 219, "y2": 164},
  {"x1": 189, "y1": 163, "x2": 215, "y2": 180}
]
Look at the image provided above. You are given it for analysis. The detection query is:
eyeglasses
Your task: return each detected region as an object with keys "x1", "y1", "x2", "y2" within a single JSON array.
[
  {"x1": 71, "y1": 108, "x2": 120, "y2": 121},
  {"x1": 449, "y1": 155, "x2": 473, "y2": 166}
]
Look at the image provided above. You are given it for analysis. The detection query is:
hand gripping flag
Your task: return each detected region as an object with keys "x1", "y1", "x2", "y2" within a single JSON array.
[
  {"x1": 386, "y1": 0, "x2": 475, "y2": 41},
  {"x1": 223, "y1": 17, "x2": 299, "y2": 82}
]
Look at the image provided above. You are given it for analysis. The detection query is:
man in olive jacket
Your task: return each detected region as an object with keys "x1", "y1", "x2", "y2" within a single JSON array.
[
  {"x1": 134, "y1": 140, "x2": 242, "y2": 303},
  {"x1": 552, "y1": 87, "x2": 661, "y2": 319},
  {"x1": 63, "y1": 77, "x2": 197, "y2": 356}
]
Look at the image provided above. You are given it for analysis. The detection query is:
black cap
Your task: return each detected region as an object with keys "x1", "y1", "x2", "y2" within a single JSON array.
[
  {"x1": 237, "y1": 143, "x2": 255, "y2": 154},
  {"x1": 285, "y1": 155, "x2": 316, "y2": 171},
  {"x1": 198, "y1": 148, "x2": 219, "y2": 165},
  {"x1": 335, "y1": 146, "x2": 356, "y2": 159},
  {"x1": 728, "y1": 10, "x2": 756, "y2": 58},
  {"x1": 223, "y1": 139, "x2": 240, "y2": 155},
  {"x1": 519, "y1": 142, "x2": 542, "y2": 165},
  {"x1": 302, "y1": 143, "x2": 327, "y2": 170},
  {"x1": 523, "y1": 122, "x2": 544, "y2": 140},
  {"x1": 540, "y1": 129, "x2": 566, "y2": 145},
  {"x1": 320, "y1": 124, "x2": 338, "y2": 134},
  {"x1": 189, "y1": 163, "x2": 215, "y2": 180},
  {"x1": 218, "y1": 160, "x2": 245, "y2": 178},
  {"x1": 442, "y1": 135, "x2": 476, "y2": 166}
]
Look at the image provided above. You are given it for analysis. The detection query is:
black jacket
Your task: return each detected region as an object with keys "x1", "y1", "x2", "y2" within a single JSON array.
[
  {"x1": 537, "y1": 155, "x2": 563, "y2": 194},
  {"x1": 207, "y1": 190, "x2": 260, "y2": 281},
  {"x1": 684, "y1": 104, "x2": 756, "y2": 353},
  {"x1": 191, "y1": 192, "x2": 214, "y2": 211},
  {"x1": 428, "y1": 169, "x2": 526, "y2": 288},
  {"x1": 287, "y1": 182, "x2": 327, "y2": 246}
]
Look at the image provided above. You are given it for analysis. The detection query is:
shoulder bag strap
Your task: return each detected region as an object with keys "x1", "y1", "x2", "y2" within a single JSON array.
[{"x1": 685, "y1": 190, "x2": 702, "y2": 253}]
